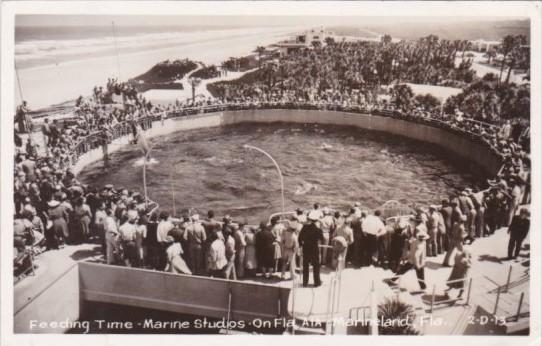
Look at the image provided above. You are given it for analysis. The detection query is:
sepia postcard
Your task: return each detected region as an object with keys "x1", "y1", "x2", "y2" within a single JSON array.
[{"x1": 1, "y1": 1, "x2": 540, "y2": 346}]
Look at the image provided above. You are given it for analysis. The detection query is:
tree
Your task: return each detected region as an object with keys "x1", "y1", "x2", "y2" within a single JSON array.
[
  {"x1": 482, "y1": 73, "x2": 498, "y2": 82},
  {"x1": 504, "y1": 35, "x2": 528, "y2": 84},
  {"x1": 255, "y1": 46, "x2": 266, "y2": 69},
  {"x1": 391, "y1": 84, "x2": 414, "y2": 110},
  {"x1": 484, "y1": 48, "x2": 497, "y2": 64},
  {"x1": 415, "y1": 93, "x2": 441, "y2": 111},
  {"x1": 324, "y1": 36, "x2": 335, "y2": 47},
  {"x1": 378, "y1": 298, "x2": 419, "y2": 335},
  {"x1": 381, "y1": 34, "x2": 392, "y2": 45},
  {"x1": 499, "y1": 35, "x2": 516, "y2": 82},
  {"x1": 188, "y1": 77, "x2": 201, "y2": 103}
]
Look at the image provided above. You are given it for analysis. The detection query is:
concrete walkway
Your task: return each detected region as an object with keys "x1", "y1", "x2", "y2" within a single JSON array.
[{"x1": 14, "y1": 224, "x2": 530, "y2": 335}]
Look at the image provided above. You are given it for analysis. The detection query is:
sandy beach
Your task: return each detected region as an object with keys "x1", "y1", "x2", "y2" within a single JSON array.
[{"x1": 15, "y1": 26, "x2": 305, "y2": 109}]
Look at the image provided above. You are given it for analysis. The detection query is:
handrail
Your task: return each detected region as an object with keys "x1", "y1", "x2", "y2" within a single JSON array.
[
  {"x1": 45, "y1": 101, "x2": 517, "y2": 229},
  {"x1": 60, "y1": 101, "x2": 511, "y2": 172}
]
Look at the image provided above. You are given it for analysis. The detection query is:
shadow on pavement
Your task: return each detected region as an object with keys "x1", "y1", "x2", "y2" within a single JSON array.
[
  {"x1": 477, "y1": 254, "x2": 506, "y2": 264},
  {"x1": 70, "y1": 246, "x2": 103, "y2": 261}
]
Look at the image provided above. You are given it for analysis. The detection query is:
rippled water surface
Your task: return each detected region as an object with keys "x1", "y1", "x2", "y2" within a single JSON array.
[{"x1": 78, "y1": 122, "x2": 484, "y2": 223}]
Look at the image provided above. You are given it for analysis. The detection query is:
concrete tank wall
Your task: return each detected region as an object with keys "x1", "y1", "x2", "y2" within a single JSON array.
[
  {"x1": 73, "y1": 109, "x2": 501, "y2": 176},
  {"x1": 78, "y1": 262, "x2": 290, "y2": 321}
]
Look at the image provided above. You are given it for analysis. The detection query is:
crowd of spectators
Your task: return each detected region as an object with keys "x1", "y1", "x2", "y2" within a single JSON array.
[{"x1": 13, "y1": 40, "x2": 531, "y2": 288}]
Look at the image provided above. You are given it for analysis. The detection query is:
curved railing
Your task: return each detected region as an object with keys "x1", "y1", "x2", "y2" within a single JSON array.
[
  {"x1": 59, "y1": 101, "x2": 512, "y2": 217},
  {"x1": 64, "y1": 102, "x2": 506, "y2": 168},
  {"x1": 165, "y1": 102, "x2": 505, "y2": 158}
]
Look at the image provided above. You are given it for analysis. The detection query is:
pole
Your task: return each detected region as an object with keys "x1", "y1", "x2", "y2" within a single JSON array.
[
  {"x1": 494, "y1": 286, "x2": 501, "y2": 315},
  {"x1": 515, "y1": 292, "x2": 524, "y2": 322},
  {"x1": 111, "y1": 21, "x2": 121, "y2": 80},
  {"x1": 143, "y1": 154, "x2": 148, "y2": 209},
  {"x1": 466, "y1": 278, "x2": 473, "y2": 306},
  {"x1": 370, "y1": 280, "x2": 378, "y2": 335},
  {"x1": 15, "y1": 62, "x2": 24, "y2": 103},
  {"x1": 505, "y1": 265, "x2": 512, "y2": 293},
  {"x1": 170, "y1": 170, "x2": 176, "y2": 217},
  {"x1": 430, "y1": 284, "x2": 436, "y2": 314},
  {"x1": 243, "y1": 144, "x2": 285, "y2": 215}
]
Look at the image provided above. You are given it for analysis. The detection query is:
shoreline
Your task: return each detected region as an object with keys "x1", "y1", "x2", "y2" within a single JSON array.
[
  {"x1": 16, "y1": 26, "x2": 303, "y2": 72},
  {"x1": 15, "y1": 25, "x2": 307, "y2": 109}
]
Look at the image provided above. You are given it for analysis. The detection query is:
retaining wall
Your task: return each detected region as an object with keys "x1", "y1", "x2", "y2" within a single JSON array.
[{"x1": 73, "y1": 109, "x2": 502, "y2": 176}]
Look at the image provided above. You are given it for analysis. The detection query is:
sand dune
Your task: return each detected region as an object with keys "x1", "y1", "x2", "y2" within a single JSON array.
[{"x1": 15, "y1": 26, "x2": 306, "y2": 109}]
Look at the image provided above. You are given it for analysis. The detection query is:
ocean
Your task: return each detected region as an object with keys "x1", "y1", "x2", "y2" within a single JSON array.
[{"x1": 14, "y1": 24, "x2": 302, "y2": 109}]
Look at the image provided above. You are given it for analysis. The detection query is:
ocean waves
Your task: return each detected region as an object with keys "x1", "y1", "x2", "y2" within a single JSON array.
[{"x1": 15, "y1": 26, "x2": 292, "y2": 69}]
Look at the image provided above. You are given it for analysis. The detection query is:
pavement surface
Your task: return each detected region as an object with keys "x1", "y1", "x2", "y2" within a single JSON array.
[{"x1": 14, "y1": 224, "x2": 530, "y2": 335}]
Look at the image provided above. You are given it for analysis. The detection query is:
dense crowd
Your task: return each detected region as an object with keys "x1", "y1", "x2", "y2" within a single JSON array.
[
  {"x1": 13, "y1": 37, "x2": 531, "y2": 289},
  {"x1": 14, "y1": 103, "x2": 530, "y2": 289}
]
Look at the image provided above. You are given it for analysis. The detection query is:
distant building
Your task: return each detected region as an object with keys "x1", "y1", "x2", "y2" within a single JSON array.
[
  {"x1": 272, "y1": 27, "x2": 333, "y2": 56},
  {"x1": 470, "y1": 39, "x2": 501, "y2": 52}
]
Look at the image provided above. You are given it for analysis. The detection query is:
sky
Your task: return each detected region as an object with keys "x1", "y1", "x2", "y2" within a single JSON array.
[{"x1": 16, "y1": 15, "x2": 528, "y2": 28}]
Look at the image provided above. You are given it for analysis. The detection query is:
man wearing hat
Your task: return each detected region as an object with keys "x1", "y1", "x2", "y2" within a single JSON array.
[
  {"x1": 118, "y1": 210, "x2": 141, "y2": 267},
  {"x1": 389, "y1": 219, "x2": 410, "y2": 273},
  {"x1": 156, "y1": 211, "x2": 175, "y2": 270},
  {"x1": 388, "y1": 230, "x2": 428, "y2": 290},
  {"x1": 320, "y1": 207, "x2": 334, "y2": 265},
  {"x1": 294, "y1": 208, "x2": 307, "y2": 233},
  {"x1": 233, "y1": 223, "x2": 247, "y2": 279},
  {"x1": 298, "y1": 211, "x2": 324, "y2": 287},
  {"x1": 184, "y1": 214, "x2": 207, "y2": 275},
  {"x1": 281, "y1": 221, "x2": 299, "y2": 280},
  {"x1": 46, "y1": 199, "x2": 68, "y2": 249},
  {"x1": 20, "y1": 153, "x2": 37, "y2": 183},
  {"x1": 458, "y1": 190, "x2": 476, "y2": 244},
  {"x1": 332, "y1": 215, "x2": 354, "y2": 270},
  {"x1": 202, "y1": 210, "x2": 221, "y2": 274},
  {"x1": 507, "y1": 208, "x2": 530, "y2": 260}
]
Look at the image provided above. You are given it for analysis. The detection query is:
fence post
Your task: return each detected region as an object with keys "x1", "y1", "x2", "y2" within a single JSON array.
[
  {"x1": 466, "y1": 278, "x2": 473, "y2": 306},
  {"x1": 505, "y1": 265, "x2": 512, "y2": 293},
  {"x1": 493, "y1": 286, "x2": 501, "y2": 315},
  {"x1": 515, "y1": 292, "x2": 525, "y2": 322},
  {"x1": 226, "y1": 287, "x2": 232, "y2": 335},
  {"x1": 430, "y1": 284, "x2": 436, "y2": 314}
]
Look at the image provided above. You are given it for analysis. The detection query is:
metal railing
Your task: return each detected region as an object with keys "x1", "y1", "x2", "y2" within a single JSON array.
[
  {"x1": 384, "y1": 274, "x2": 473, "y2": 314},
  {"x1": 59, "y1": 100, "x2": 508, "y2": 177},
  {"x1": 483, "y1": 265, "x2": 529, "y2": 322}
]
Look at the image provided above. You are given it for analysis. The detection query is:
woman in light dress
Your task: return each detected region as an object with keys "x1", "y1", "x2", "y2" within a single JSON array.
[{"x1": 244, "y1": 226, "x2": 258, "y2": 277}]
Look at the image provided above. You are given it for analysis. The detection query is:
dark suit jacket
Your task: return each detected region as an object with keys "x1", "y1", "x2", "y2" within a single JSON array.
[
  {"x1": 299, "y1": 222, "x2": 324, "y2": 259},
  {"x1": 509, "y1": 216, "x2": 529, "y2": 239}
]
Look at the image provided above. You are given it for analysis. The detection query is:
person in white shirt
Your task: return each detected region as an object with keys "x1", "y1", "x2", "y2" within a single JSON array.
[
  {"x1": 157, "y1": 211, "x2": 175, "y2": 243},
  {"x1": 166, "y1": 241, "x2": 192, "y2": 275},
  {"x1": 320, "y1": 207, "x2": 335, "y2": 265},
  {"x1": 362, "y1": 212, "x2": 387, "y2": 265},
  {"x1": 208, "y1": 232, "x2": 227, "y2": 277},
  {"x1": 103, "y1": 208, "x2": 119, "y2": 265}
]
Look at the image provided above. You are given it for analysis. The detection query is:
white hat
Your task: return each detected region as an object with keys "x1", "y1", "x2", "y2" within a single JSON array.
[
  {"x1": 48, "y1": 200, "x2": 61, "y2": 208},
  {"x1": 398, "y1": 219, "x2": 409, "y2": 230},
  {"x1": 191, "y1": 214, "x2": 200, "y2": 222},
  {"x1": 127, "y1": 209, "x2": 139, "y2": 221}
]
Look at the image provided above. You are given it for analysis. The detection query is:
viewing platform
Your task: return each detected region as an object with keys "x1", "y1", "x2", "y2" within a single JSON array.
[{"x1": 15, "y1": 224, "x2": 530, "y2": 335}]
